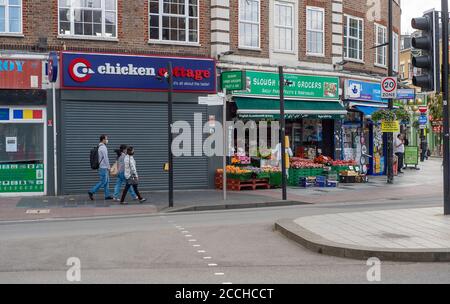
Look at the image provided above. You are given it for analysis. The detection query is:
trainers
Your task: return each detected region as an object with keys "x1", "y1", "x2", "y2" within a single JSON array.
[
  {"x1": 139, "y1": 198, "x2": 147, "y2": 203},
  {"x1": 88, "y1": 192, "x2": 94, "y2": 201},
  {"x1": 105, "y1": 196, "x2": 114, "y2": 200},
  {"x1": 133, "y1": 197, "x2": 139, "y2": 201}
]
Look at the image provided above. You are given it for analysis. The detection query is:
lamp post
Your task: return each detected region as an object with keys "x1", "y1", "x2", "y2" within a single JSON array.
[
  {"x1": 386, "y1": 0, "x2": 394, "y2": 184},
  {"x1": 442, "y1": 0, "x2": 450, "y2": 215},
  {"x1": 168, "y1": 61, "x2": 174, "y2": 208}
]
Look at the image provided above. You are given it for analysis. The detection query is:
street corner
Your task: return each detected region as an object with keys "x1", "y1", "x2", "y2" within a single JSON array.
[{"x1": 274, "y1": 207, "x2": 450, "y2": 262}]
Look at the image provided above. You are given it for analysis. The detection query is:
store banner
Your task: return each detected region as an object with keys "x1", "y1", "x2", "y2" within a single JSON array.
[
  {"x1": 0, "y1": 58, "x2": 42, "y2": 89},
  {"x1": 234, "y1": 71, "x2": 339, "y2": 100},
  {"x1": 345, "y1": 80, "x2": 387, "y2": 103},
  {"x1": 61, "y1": 52, "x2": 216, "y2": 93}
]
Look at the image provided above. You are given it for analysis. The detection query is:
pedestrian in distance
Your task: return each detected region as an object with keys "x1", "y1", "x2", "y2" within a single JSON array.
[
  {"x1": 89, "y1": 135, "x2": 113, "y2": 201},
  {"x1": 394, "y1": 134, "x2": 405, "y2": 174},
  {"x1": 120, "y1": 146, "x2": 147, "y2": 205},
  {"x1": 420, "y1": 136, "x2": 428, "y2": 162},
  {"x1": 113, "y1": 145, "x2": 138, "y2": 201}
]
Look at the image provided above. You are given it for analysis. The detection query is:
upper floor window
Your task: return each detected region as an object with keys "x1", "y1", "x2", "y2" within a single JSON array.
[
  {"x1": 239, "y1": 0, "x2": 260, "y2": 49},
  {"x1": 344, "y1": 15, "x2": 363, "y2": 61},
  {"x1": 0, "y1": 0, "x2": 22, "y2": 34},
  {"x1": 274, "y1": 1, "x2": 293, "y2": 52},
  {"x1": 306, "y1": 6, "x2": 324, "y2": 56},
  {"x1": 393, "y1": 32, "x2": 399, "y2": 72},
  {"x1": 375, "y1": 24, "x2": 387, "y2": 67},
  {"x1": 59, "y1": 0, "x2": 117, "y2": 38},
  {"x1": 149, "y1": 0, "x2": 199, "y2": 43}
]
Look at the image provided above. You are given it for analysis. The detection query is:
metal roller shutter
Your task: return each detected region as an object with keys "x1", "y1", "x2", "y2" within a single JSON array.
[{"x1": 61, "y1": 100, "x2": 208, "y2": 194}]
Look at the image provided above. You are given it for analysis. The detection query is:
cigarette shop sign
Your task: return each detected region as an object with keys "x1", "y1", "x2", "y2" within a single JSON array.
[{"x1": 61, "y1": 52, "x2": 216, "y2": 93}]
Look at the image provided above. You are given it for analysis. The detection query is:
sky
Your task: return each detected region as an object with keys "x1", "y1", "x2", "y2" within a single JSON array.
[{"x1": 401, "y1": 0, "x2": 441, "y2": 34}]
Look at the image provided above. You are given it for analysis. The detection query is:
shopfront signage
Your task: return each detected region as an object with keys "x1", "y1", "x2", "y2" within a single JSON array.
[
  {"x1": 234, "y1": 71, "x2": 339, "y2": 100},
  {"x1": 61, "y1": 52, "x2": 216, "y2": 93},
  {"x1": 396, "y1": 89, "x2": 415, "y2": 100},
  {"x1": 221, "y1": 70, "x2": 247, "y2": 91},
  {"x1": 0, "y1": 164, "x2": 44, "y2": 193},
  {"x1": 381, "y1": 77, "x2": 398, "y2": 99},
  {"x1": 0, "y1": 59, "x2": 42, "y2": 89},
  {"x1": 404, "y1": 146, "x2": 419, "y2": 166},
  {"x1": 345, "y1": 80, "x2": 386, "y2": 103},
  {"x1": 381, "y1": 120, "x2": 400, "y2": 133},
  {"x1": 198, "y1": 94, "x2": 224, "y2": 106}
]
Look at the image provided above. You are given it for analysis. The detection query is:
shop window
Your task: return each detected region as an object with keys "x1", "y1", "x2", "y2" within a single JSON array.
[
  {"x1": 306, "y1": 6, "x2": 324, "y2": 56},
  {"x1": 0, "y1": 124, "x2": 44, "y2": 164},
  {"x1": 0, "y1": 0, "x2": 22, "y2": 34},
  {"x1": 149, "y1": 0, "x2": 199, "y2": 43},
  {"x1": 344, "y1": 15, "x2": 363, "y2": 62},
  {"x1": 274, "y1": 1, "x2": 294, "y2": 52},
  {"x1": 239, "y1": 0, "x2": 260, "y2": 49},
  {"x1": 58, "y1": 0, "x2": 117, "y2": 38}
]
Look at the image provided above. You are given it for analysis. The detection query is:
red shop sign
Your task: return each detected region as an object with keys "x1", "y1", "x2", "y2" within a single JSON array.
[{"x1": 0, "y1": 59, "x2": 42, "y2": 89}]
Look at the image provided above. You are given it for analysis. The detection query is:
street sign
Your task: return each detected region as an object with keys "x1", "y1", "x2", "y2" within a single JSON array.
[
  {"x1": 381, "y1": 120, "x2": 400, "y2": 133},
  {"x1": 419, "y1": 115, "x2": 428, "y2": 125},
  {"x1": 381, "y1": 77, "x2": 398, "y2": 99},
  {"x1": 198, "y1": 94, "x2": 224, "y2": 106},
  {"x1": 221, "y1": 70, "x2": 246, "y2": 91}
]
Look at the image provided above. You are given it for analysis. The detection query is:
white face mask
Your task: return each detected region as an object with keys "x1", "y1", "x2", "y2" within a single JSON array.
[{"x1": 105, "y1": 139, "x2": 109, "y2": 145}]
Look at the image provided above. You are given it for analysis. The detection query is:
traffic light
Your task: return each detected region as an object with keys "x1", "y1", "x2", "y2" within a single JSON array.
[{"x1": 411, "y1": 10, "x2": 440, "y2": 92}]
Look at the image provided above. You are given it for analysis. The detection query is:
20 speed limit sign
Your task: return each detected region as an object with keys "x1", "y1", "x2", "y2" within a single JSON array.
[{"x1": 381, "y1": 77, "x2": 397, "y2": 99}]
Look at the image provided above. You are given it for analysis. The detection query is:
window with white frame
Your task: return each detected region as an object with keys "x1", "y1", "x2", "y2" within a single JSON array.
[
  {"x1": 274, "y1": 2, "x2": 293, "y2": 52},
  {"x1": 306, "y1": 7, "x2": 324, "y2": 56},
  {"x1": 344, "y1": 15, "x2": 363, "y2": 61},
  {"x1": 375, "y1": 24, "x2": 387, "y2": 67},
  {"x1": 239, "y1": 0, "x2": 260, "y2": 48},
  {"x1": 149, "y1": 0, "x2": 199, "y2": 43},
  {"x1": 59, "y1": 0, "x2": 117, "y2": 38},
  {"x1": 393, "y1": 32, "x2": 399, "y2": 72},
  {"x1": 0, "y1": 0, "x2": 22, "y2": 34}
]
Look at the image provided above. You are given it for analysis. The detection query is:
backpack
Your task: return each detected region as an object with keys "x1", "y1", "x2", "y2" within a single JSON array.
[{"x1": 90, "y1": 146, "x2": 100, "y2": 170}]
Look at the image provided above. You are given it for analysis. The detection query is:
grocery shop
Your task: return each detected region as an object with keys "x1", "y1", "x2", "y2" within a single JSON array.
[
  {"x1": 0, "y1": 56, "x2": 48, "y2": 196},
  {"x1": 57, "y1": 51, "x2": 219, "y2": 195},
  {"x1": 215, "y1": 70, "x2": 367, "y2": 190},
  {"x1": 343, "y1": 79, "x2": 388, "y2": 176}
]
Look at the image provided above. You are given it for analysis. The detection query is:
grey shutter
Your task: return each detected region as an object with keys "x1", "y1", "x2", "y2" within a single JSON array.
[{"x1": 60, "y1": 100, "x2": 208, "y2": 194}]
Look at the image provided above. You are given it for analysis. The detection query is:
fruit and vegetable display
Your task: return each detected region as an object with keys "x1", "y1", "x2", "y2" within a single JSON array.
[
  {"x1": 290, "y1": 158, "x2": 324, "y2": 169},
  {"x1": 331, "y1": 160, "x2": 357, "y2": 166},
  {"x1": 314, "y1": 155, "x2": 333, "y2": 165},
  {"x1": 231, "y1": 155, "x2": 251, "y2": 165}
]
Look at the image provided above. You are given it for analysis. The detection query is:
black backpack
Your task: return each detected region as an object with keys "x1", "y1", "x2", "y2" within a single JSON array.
[{"x1": 90, "y1": 146, "x2": 100, "y2": 170}]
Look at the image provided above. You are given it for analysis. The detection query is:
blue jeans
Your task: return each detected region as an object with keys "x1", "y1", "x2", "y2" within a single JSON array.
[
  {"x1": 114, "y1": 172, "x2": 137, "y2": 199},
  {"x1": 90, "y1": 168, "x2": 110, "y2": 198}
]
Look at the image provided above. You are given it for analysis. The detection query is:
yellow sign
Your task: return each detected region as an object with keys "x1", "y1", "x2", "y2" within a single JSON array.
[
  {"x1": 163, "y1": 163, "x2": 170, "y2": 171},
  {"x1": 381, "y1": 120, "x2": 400, "y2": 133}
]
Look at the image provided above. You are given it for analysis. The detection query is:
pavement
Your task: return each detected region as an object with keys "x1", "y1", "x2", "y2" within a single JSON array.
[
  {"x1": 275, "y1": 207, "x2": 450, "y2": 262},
  {"x1": 0, "y1": 158, "x2": 443, "y2": 222}
]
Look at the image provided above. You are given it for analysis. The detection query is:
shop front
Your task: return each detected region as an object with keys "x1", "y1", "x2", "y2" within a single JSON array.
[
  {"x1": 231, "y1": 71, "x2": 346, "y2": 160},
  {"x1": 58, "y1": 52, "x2": 218, "y2": 195},
  {"x1": 0, "y1": 57, "x2": 48, "y2": 196},
  {"x1": 343, "y1": 79, "x2": 388, "y2": 175}
]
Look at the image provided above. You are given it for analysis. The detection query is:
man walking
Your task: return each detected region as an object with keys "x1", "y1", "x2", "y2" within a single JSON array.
[
  {"x1": 394, "y1": 134, "x2": 405, "y2": 174},
  {"x1": 420, "y1": 136, "x2": 428, "y2": 162},
  {"x1": 89, "y1": 135, "x2": 113, "y2": 200}
]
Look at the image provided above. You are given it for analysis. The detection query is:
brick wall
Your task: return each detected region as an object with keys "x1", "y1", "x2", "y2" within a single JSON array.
[{"x1": 0, "y1": 0, "x2": 211, "y2": 58}]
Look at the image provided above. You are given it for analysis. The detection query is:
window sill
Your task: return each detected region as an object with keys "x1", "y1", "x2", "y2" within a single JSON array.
[
  {"x1": 238, "y1": 46, "x2": 262, "y2": 52},
  {"x1": 0, "y1": 33, "x2": 24, "y2": 38},
  {"x1": 273, "y1": 50, "x2": 296, "y2": 55},
  {"x1": 344, "y1": 58, "x2": 365, "y2": 64},
  {"x1": 58, "y1": 35, "x2": 119, "y2": 42},
  {"x1": 374, "y1": 63, "x2": 388, "y2": 69},
  {"x1": 148, "y1": 40, "x2": 201, "y2": 47}
]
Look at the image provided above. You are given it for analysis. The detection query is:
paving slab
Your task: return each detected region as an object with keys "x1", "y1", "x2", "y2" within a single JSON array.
[{"x1": 275, "y1": 207, "x2": 450, "y2": 262}]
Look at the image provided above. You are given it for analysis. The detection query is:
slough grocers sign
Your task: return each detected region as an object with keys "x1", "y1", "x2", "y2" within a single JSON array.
[{"x1": 61, "y1": 52, "x2": 216, "y2": 93}]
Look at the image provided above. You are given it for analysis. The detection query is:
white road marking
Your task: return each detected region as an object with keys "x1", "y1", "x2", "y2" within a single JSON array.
[
  {"x1": 193, "y1": 244, "x2": 201, "y2": 247},
  {"x1": 188, "y1": 239, "x2": 197, "y2": 242},
  {"x1": 197, "y1": 250, "x2": 206, "y2": 253},
  {"x1": 214, "y1": 273, "x2": 225, "y2": 276},
  {"x1": 222, "y1": 282, "x2": 233, "y2": 284},
  {"x1": 181, "y1": 231, "x2": 189, "y2": 234},
  {"x1": 208, "y1": 263, "x2": 218, "y2": 267},
  {"x1": 185, "y1": 235, "x2": 193, "y2": 237},
  {"x1": 203, "y1": 257, "x2": 212, "y2": 260}
]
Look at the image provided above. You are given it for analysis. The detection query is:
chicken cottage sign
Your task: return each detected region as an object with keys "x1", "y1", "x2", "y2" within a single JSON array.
[{"x1": 61, "y1": 52, "x2": 216, "y2": 93}]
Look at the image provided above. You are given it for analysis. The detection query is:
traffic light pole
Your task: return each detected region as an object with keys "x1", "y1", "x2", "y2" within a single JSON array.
[
  {"x1": 387, "y1": 0, "x2": 394, "y2": 184},
  {"x1": 168, "y1": 61, "x2": 174, "y2": 208},
  {"x1": 442, "y1": 0, "x2": 450, "y2": 215}
]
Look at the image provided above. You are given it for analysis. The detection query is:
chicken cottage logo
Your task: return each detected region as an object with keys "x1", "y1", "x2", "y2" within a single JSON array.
[{"x1": 68, "y1": 58, "x2": 157, "y2": 83}]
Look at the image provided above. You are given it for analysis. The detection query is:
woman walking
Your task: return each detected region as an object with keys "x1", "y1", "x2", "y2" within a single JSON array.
[
  {"x1": 113, "y1": 145, "x2": 138, "y2": 202},
  {"x1": 120, "y1": 146, "x2": 147, "y2": 204}
]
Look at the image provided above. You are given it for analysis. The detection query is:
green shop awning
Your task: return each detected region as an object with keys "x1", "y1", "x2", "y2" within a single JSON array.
[{"x1": 235, "y1": 97, "x2": 347, "y2": 119}]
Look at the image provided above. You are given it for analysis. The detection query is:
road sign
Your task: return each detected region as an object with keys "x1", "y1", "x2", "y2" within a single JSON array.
[
  {"x1": 419, "y1": 115, "x2": 428, "y2": 125},
  {"x1": 221, "y1": 70, "x2": 246, "y2": 91},
  {"x1": 198, "y1": 94, "x2": 224, "y2": 106},
  {"x1": 381, "y1": 120, "x2": 400, "y2": 133},
  {"x1": 381, "y1": 77, "x2": 397, "y2": 99}
]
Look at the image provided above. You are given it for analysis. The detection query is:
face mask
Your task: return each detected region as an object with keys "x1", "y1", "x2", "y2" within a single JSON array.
[{"x1": 105, "y1": 140, "x2": 109, "y2": 145}]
